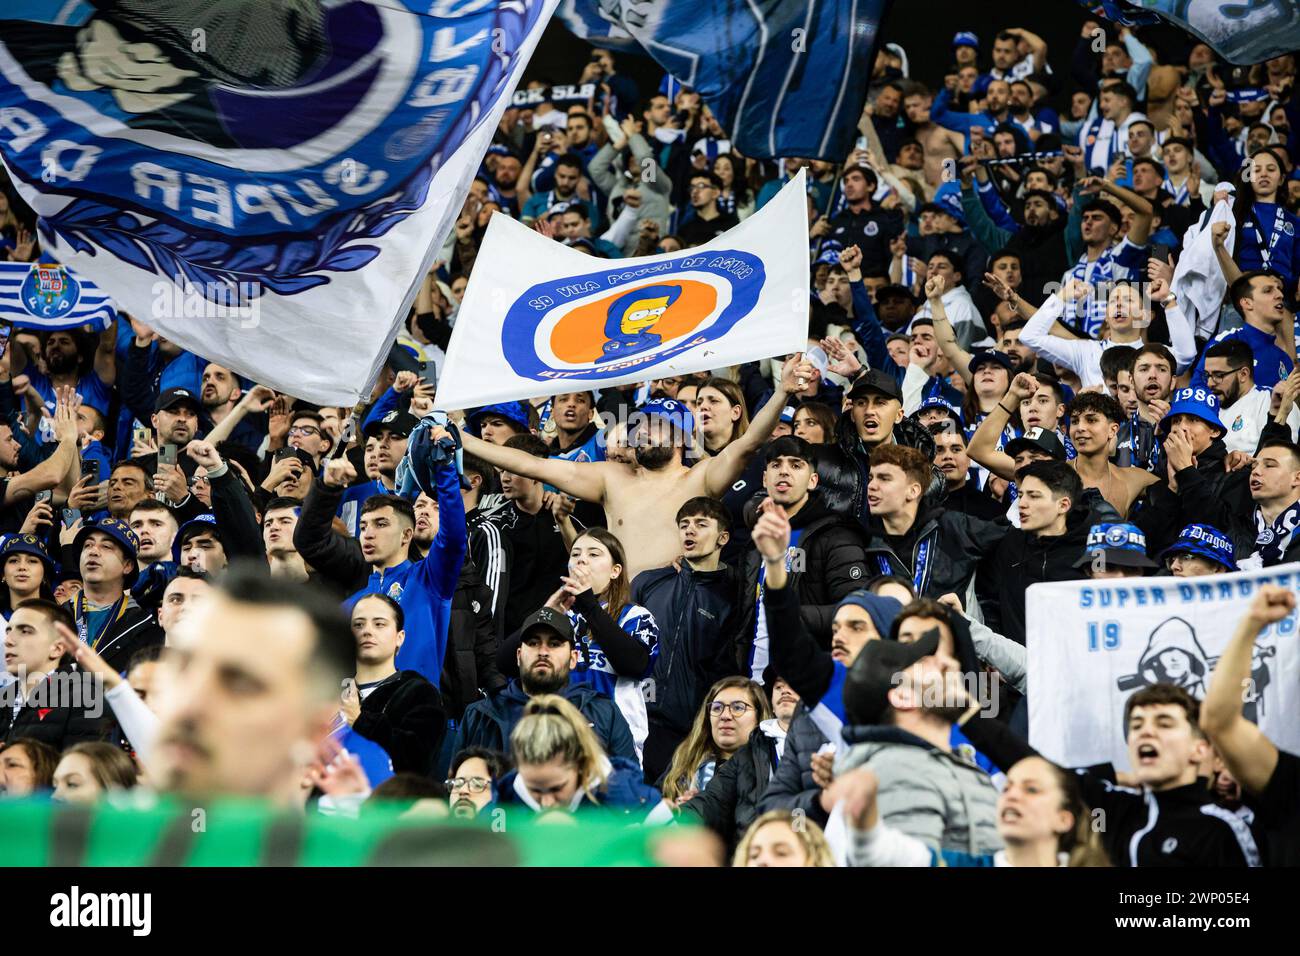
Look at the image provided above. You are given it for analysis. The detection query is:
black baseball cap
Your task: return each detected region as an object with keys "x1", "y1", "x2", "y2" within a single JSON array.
[
  {"x1": 843, "y1": 627, "x2": 942, "y2": 725},
  {"x1": 1004, "y1": 426, "x2": 1067, "y2": 461},
  {"x1": 875, "y1": 284, "x2": 916, "y2": 304},
  {"x1": 363, "y1": 410, "x2": 419, "y2": 440},
  {"x1": 156, "y1": 387, "x2": 202, "y2": 413},
  {"x1": 847, "y1": 369, "x2": 902, "y2": 403},
  {"x1": 519, "y1": 607, "x2": 574, "y2": 646},
  {"x1": 967, "y1": 350, "x2": 1014, "y2": 376}
]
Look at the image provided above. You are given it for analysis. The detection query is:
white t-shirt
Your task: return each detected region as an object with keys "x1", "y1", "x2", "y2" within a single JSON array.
[{"x1": 1221, "y1": 386, "x2": 1300, "y2": 454}]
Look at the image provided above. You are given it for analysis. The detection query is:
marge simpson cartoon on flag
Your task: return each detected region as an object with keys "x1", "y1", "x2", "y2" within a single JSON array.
[{"x1": 436, "y1": 170, "x2": 810, "y2": 410}]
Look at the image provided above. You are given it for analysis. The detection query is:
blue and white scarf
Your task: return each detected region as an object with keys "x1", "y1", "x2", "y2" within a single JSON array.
[{"x1": 1255, "y1": 499, "x2": 1300, "y2": 566}]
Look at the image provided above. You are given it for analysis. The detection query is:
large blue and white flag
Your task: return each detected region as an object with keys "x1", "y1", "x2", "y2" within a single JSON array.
[
  {"x1": 0, "y1": 259, "x2": 116, "y2": 331},
  {"x1": 435, "y1": 170, "x2": 810, "y2": 410},
  {"x1": 1079, "y1": 0, "x2": 1300, "y2": 65},
  {"x1": 0, "y1": 0, "x2": 557, "y2": 405},
  {"x1": 554, "y1": 0, "x2": 642, "y2": 50},
  {"x1": 1026, "y1": 564, "x2": 1300, "y2": 771},
  {"x1": 560, "y1": 0, "x2": 889, "y2": 161}
]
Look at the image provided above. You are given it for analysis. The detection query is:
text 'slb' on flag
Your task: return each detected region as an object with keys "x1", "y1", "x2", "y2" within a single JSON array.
[
  {"x1": 0, "y1": 0, "x2": 558, "y2": 406},
  {"x1": 435, "y1": 170, "x2": 811, "y2": 411},
  {"x1": 557, "y1": 0, "x2": 889, "y2": 161},
  {"x1": 0, "y1": 259, "x2": 115, "y2": 331}
]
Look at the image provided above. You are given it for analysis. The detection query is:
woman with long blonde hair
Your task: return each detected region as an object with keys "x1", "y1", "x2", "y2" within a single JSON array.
[
  {"x1": 659, "y1": 676, "x2": 770, "y2": 804},
  {"x1": 501, "y1": 695, "x2": 658, "y2": 814}
]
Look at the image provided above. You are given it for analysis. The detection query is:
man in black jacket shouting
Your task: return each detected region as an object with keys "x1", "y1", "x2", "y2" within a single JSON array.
[
  {"x1": 633, "y1": 496, "x2": 739, "y2": 783},
  {"x1": 732, "y1": 436, "x2": 872, "y2": 682},
  {"x1": 864, "y1": 444, "x2": 1008, "y2": 604},
  {"x1": 336, "y1": 594, "x2": 444, "y2": 781}
]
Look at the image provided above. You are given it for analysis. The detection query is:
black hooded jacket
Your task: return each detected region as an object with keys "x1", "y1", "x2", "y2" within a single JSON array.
[
  {"x1": 632, "y1": 562, "x2": 739, "y2": 737},
  {"x1": 1133, "y1": 438, "x2": 1255, "y2": 559},
  {"x1": 980, "y1": 501, "x2": 1097, "y2": 644},
  {"x1": 864, "y1": 501, "x2": 1009, "y2": 601},
  {"x1": 832, "y1": 415, "x2": 937, "y2": 525},
  {"x1": 731, "y1": 491, "x2": 873, "y2": 667}
]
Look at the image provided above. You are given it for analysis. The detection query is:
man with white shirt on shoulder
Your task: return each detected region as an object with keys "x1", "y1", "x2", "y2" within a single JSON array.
[
  {"x1": 908, "y1": 250, "x2": 990, "y2": 349},
  {"x1": 1206, "y1": 340, "x2": 1300, "y2": 454}
]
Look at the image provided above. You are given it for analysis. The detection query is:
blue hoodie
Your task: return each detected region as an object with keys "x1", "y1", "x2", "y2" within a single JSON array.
[{"x1": 342, "y1": 455, "x2": 466, "y2": 688}]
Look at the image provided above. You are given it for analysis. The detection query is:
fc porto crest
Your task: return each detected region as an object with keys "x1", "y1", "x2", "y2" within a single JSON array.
[
  {"x1": 501, "y1": 251, "x2": 767, "y2": 382},
  {"x1": 21, "y1": 262, "x2": 80, "y2": 319}
]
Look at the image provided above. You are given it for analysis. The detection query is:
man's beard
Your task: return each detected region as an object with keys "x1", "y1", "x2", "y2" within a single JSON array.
[
  {"x1": 451, "y1": 798, "x2": 479, "y2": 819},
  {"x1": 1219, "y1": 379, "x2": 1242, "y2": 407},
  {"x1": 46, "y1": 351, "x2": 79, "y2": 375},
  {"x1": 521, "y1": 663, "x2": 568, "y2": 695},
  {"x1": 635, "y1": 444, "x2": 675, "y2": 470}
]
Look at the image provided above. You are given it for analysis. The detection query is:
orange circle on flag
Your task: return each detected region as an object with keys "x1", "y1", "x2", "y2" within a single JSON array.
[{"x1": 549, "y1": 280, "x2": 718, "y2": 364}]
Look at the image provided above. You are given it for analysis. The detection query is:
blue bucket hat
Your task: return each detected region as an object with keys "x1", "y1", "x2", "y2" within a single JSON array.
[
  {"x1": 1158, "y1": 387, "x2": 1226, "y2": 438},
  {"x1": 920, "y1": 182, "x2": 966, "y2": 227},
  {"x1": 0, "y1": 533, "x2": 55, "y2": 581},
  {"x1": 466, "y1": 402, "x2": 531, "y2": 438},
  {"x1": 952, "y1": 31, "x2": 980, "y2": 49},
  {"x1": 635, "y1": 398, "x2": 696, "y2": 438},
  {"x1": 72, "y1": 516, "x2": 141, "y2": 584},
  {"x1": 1074, "y1": 522, "x2": 1157, "y2": 569},
  {"x1": 1159, "y1": 523, "x2": 1237, "y2": 572},
  {"x1": 837, "y1": 590, "x2": 904, "y2": 641}
]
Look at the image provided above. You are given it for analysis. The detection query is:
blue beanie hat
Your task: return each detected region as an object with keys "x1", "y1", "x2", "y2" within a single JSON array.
[{"x1": 836, "y1": 590, "x2": 904, "y2": 640}]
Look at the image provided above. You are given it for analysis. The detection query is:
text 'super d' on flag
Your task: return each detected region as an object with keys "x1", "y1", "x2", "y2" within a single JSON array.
[
  {"x1": 558, "y1": 0, "x2": 890, "y2": 160},
  {"x1": 434, "y1": 170, "x2": 811, "y2": 411},
  {"x1": 1025, "y1": 564, "x2": 1300, "y2": 771},
  {"x1": 0, "y1": 0, "x2": 559, "y2": 406}
]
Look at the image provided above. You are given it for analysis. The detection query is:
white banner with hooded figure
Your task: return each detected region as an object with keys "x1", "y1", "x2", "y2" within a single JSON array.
[
  {"x1": 1026, "y1": 564, "x2": 1300, "y2": 771},
  {"x1": 0, "y1": 0, "x2": 557, "y2": 406},
  {"x1": 435, "y1": 170, "x2": 810, "y2": 410}
]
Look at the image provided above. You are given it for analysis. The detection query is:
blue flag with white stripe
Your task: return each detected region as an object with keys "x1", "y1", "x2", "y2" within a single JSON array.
[
  {"x1": 0, "y1": 260, "x2": 115, "y2": 331},
  {"x1": 0, "y1": 0, "x2": 557, "y2": 405},
  {"x1": 562, "y1": 0, "x2": 890, "y2": 161}
]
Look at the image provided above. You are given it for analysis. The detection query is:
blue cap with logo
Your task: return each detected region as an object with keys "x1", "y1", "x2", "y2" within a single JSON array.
[
  {"x1": 636, "y1": 397, "x2": 696, "y2": 438},
  {"x1": 1157, "y1": 387, "x2": 1226, "y2": 438},
  {"x1": 1160, "y1": 523, "x2": 1237, "y2": 572},
  {"x1": 0, "y1": 533, "x2": 55, "y2": 580},
  {"x1": 73, "y1": 516, "x2": 141, "y2": 584},
  {"x1": 1074, "y1": 522, "x2": 1157, "y2": 569},
  {"x1": 953, "y1": 31, "x2": 980, "y2": 49}
]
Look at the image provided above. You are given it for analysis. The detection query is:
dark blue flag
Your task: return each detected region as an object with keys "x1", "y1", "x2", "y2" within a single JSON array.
[{"x1": 561, "y1": 0, "x2": 890, "y2": 161}]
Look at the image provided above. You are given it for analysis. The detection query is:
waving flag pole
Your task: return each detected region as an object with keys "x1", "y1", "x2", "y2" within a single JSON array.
[{"x1": 436, "y1": 171, "x2": 811, "y2": 411}]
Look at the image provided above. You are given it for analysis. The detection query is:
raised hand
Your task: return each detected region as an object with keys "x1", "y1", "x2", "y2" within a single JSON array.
[
  {"x1": 185, "y1": 439, "x2": 222, "y2": 470},
  {"x1": 779, "y1": 353, "x2": 817, "y2": 394},
  {"x1": 1246, "y1": 585, "x2": 1296, "y2": 627},
  {"x1": 838, "y1": 244, "x2": 863, "y2": 275},
  {"x1": 819, "y1": 336, "x2": 862, "y2": 378},
  {"x1": 1008, "y1": 372, "x2": 1039, "y2": 402},
  {"x1": 751, "y1": 498, "x2": 792, "y2": 562}
]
